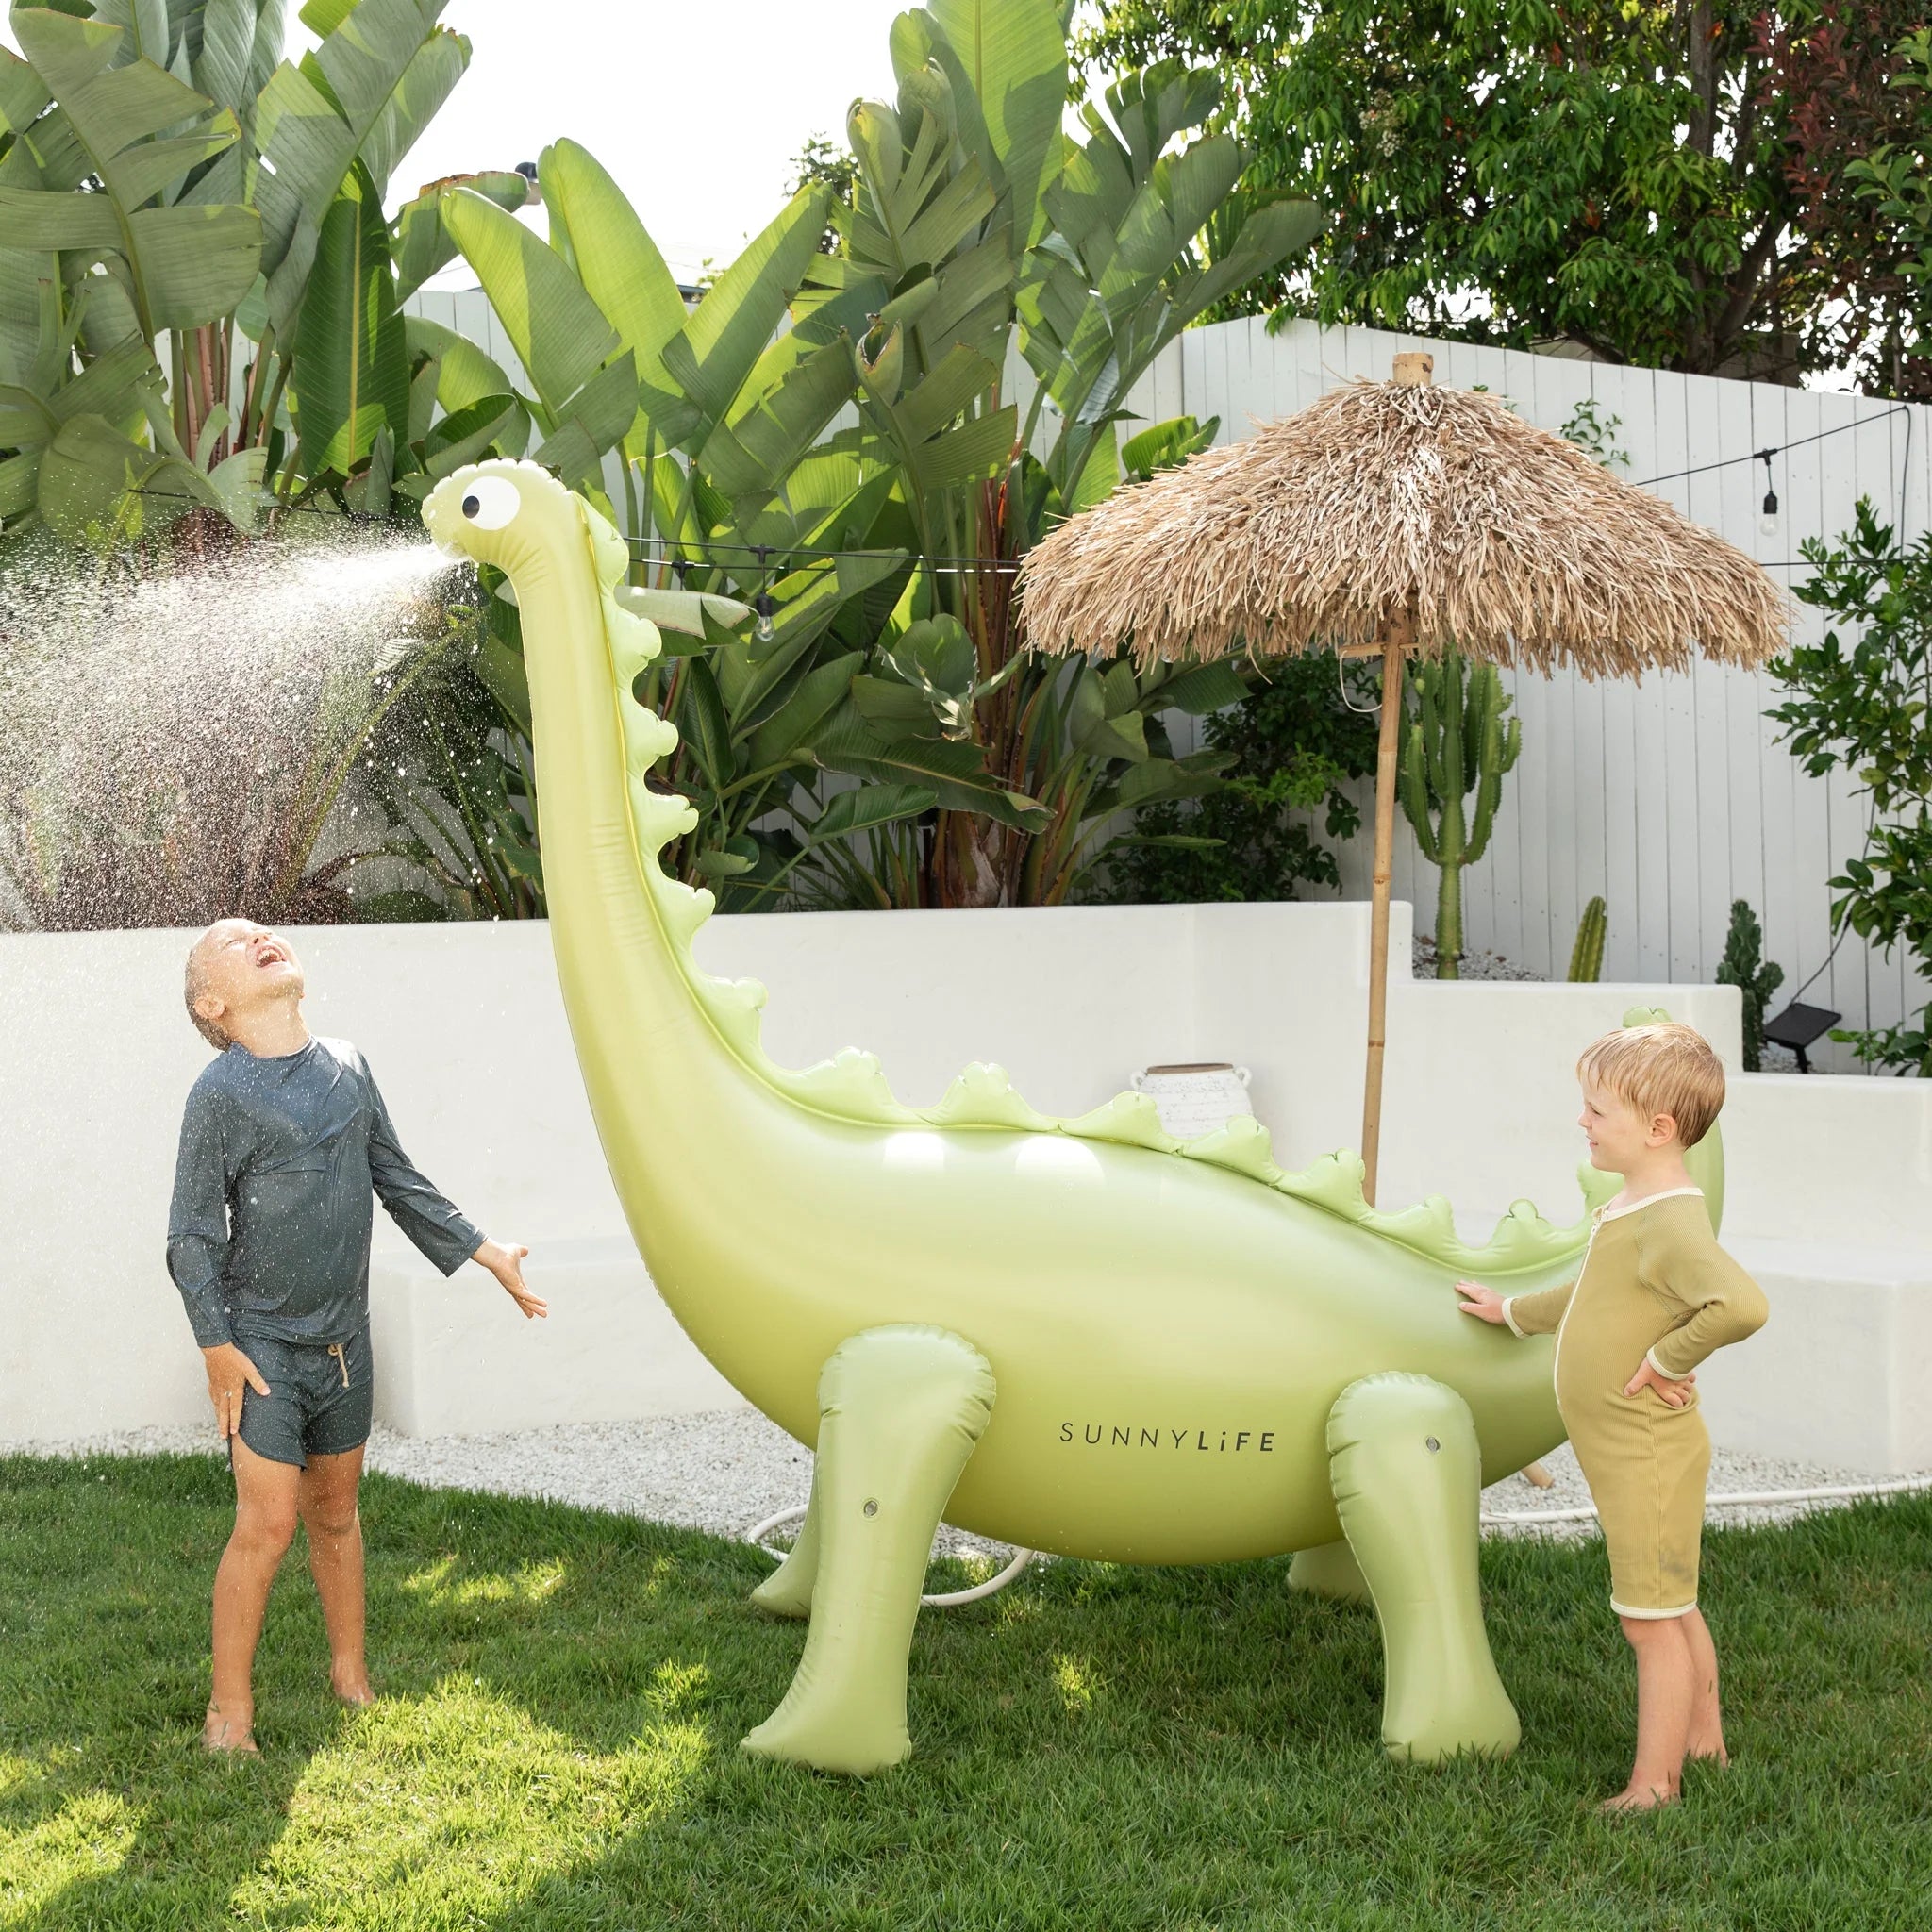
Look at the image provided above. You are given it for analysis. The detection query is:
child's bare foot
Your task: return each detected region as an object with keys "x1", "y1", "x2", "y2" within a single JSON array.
[
  {"x1": 1687, "y1": 1741, "x2": 1730, "y2": 1768},
  {"x1": 1599, "y1": 1782, "x2": 1678, "y2": 1813},
  {"x1": 330, "y1": 1666, "x2": 375, "y2": 1708},
  {"x1": 203, "y1": 1705, "x2": 259, "y2": 1755}
]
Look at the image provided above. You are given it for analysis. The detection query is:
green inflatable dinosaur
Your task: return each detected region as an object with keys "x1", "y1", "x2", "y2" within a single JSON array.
[{"x1": 424, "y1": 463, "x2": 1722, "y2": 1776}]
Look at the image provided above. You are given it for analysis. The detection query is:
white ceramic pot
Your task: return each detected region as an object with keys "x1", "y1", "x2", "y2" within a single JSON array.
[{"x1": 1129, "y1": 1062, "x2": 1254, "y2": 1141}]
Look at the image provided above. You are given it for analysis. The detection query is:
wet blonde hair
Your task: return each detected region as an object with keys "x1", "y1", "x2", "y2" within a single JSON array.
[
  {"x1": 184, "y1": 930, "x2": 233, "y2": 1052},
  {"x1": 1576, "y1": 1022, "x2": 1724, "y2": 1147}
]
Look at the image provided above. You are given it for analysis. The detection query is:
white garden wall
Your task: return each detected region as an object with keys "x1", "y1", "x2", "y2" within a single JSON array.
[{"x1": 4, "y1": 911, "x2": 1925, "y2": 1469}]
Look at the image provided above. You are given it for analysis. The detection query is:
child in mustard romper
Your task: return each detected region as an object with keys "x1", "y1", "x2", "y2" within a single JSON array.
[{"x1": 1455, "y1": 1022, "x2": 1767, "y2": 1811}]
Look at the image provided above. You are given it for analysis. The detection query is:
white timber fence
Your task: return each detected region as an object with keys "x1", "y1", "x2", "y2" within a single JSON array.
[{"x1": 406, "y1": 290, "x2": 1932, "y2": 1070}]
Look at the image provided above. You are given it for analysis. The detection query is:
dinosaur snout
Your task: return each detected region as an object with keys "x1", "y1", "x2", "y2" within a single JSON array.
[{"x1": 422, "y1": 475, "x2": 471, "y2": 560}]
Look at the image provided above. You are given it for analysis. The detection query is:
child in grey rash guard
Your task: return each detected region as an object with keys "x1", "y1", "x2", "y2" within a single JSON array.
[
  {"x1": 168, "y1": 1038, "x2": 487, "y2": 1358},
  {"x1": 170, "y1": 917, "x2": 546, "y2": 1755}
]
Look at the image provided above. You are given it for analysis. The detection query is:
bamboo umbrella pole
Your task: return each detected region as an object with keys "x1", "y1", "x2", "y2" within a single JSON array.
[
  {"x1": 1357, "y1": 353, "x2": 1434, "y2": 1208},
  {"x1": 1357, "y1": 604, "x2": 1413, "y2": 1208}
]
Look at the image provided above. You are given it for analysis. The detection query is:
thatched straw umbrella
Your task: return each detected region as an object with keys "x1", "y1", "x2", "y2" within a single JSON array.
[{"x1": 1019, "y1": 354, "x2": 1788, "y2": 1204}]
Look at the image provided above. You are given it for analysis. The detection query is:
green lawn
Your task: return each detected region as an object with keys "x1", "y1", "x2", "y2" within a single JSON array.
[{"x1": 0, "y1": 1456, "x2": 1927, "y2": 1931}]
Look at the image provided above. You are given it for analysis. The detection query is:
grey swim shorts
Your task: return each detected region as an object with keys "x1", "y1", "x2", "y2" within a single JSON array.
[{"x1": 232, "y1": 1325, "x2": 374, "y2": 1468}]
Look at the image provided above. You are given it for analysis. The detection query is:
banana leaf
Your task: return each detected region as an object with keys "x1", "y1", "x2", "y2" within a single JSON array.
[
  {"x1": 642, "y1": 185, "x2": 830, "y2": 452},
  {"x1": 291, "y1": 163, "x2": 408, "y2": 475},
  {"x1": 538, "y1": 137, "x2": 686, "y2": 451},
  {"x1": 924, "y1": 0, "x2": 1067, "y2": 249},
  {"x1": 439, "y1": 184, "x2": 624, "y2": 435},
  {"x1": 3, "y1": 8, "x2": 261, "y2": 334},
  {"x1": 815, "y1": 704, "x2": 1047, "y2": 831},
  {"x1": 35, "y1": 408, "x2": 216, "y2": 546},
  {"x1": 253, "y1": 0, "x2": 467, "y2": 335},
  {"x1": 391, "y1": 168, "x2": 527, "y2": 305}
]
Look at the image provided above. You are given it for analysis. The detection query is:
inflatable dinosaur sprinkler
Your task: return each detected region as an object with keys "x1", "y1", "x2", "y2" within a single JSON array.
[{"x1": 425, "y1": 463, "x2": 1723, "y2": 1775}]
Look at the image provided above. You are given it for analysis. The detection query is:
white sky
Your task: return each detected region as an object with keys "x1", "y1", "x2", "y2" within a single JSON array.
[
  {"x1": 0, "y1": 2, "x2": 910, "y2": 284},
  {"x1": 323, "y1": 1, "x2": 910, "y2": 284}
]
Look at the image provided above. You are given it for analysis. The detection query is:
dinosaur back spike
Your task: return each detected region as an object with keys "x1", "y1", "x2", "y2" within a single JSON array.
[{"x1": 924, "y1": 1064, "x2": 1060, "y2": 1133}]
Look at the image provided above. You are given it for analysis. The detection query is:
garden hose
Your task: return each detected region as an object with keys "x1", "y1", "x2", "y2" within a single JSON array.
[
  {"x1": 752, "y1": 1476, "x2": 1932, "y2": 1583},
  {"x1": 745, "y1": 1503, "x2": 1035, "y2": 1607}
]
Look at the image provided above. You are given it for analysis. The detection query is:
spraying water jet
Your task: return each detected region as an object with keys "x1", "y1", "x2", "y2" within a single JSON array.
[{"x1": 0, "y1": 527, "x2": 465, "y2": 931}]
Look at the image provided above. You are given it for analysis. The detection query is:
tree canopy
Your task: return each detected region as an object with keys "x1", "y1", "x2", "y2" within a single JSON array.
[{"x1": 1075, "y1": 0, "x2": 1929, "y2": 392}]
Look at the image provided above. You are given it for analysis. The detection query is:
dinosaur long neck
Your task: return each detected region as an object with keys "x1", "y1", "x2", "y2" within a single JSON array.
[{"x1": 512, "y1": 526, "x2": 769, "y2": 1254}]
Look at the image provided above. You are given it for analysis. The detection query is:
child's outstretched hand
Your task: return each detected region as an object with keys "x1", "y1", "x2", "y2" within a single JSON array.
[
  {"x1": 1453, "y1": 1279, "x2": 1507, "y2": 1324},
  {"x1": 1623, "y1": 1357, "x2": 1696, "y2": 1407},
  {"x1": 473, "y1": 1239, "x2": 548, "y2": 1320}
]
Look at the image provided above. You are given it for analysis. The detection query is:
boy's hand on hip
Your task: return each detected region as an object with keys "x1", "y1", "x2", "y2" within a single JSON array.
[
  {"x1": 474, "y1": 1239, "x2": 547, "y2": 1320},
  {"x1": 201, "y1": 1342, "x2": 270, "y2": 1438},
  {"x1": 1624, "y1": 1357, "x2": 1696, "y2": 1407},
  {"x1": 1453, "y1": 1280, "x2": 1507, "y2": 1324}
]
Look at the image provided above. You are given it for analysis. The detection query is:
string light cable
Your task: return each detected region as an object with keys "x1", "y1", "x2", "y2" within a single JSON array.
[{"x1": 126, "y1": 395, "x2": 1917, "y2": 577}]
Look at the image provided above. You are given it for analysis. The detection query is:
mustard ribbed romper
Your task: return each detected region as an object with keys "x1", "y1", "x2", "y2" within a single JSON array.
[{"x1": 1504, "y1": 1189, "x2": 1768, "y2": 1618}]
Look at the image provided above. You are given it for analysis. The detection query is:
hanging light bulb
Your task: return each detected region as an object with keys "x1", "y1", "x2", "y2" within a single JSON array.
[
  {"x1": 1758, "y1": 450, "x2": 1779, "y2": 536},
  {"x1": 751, "y1": 544, "x2": 774, "y2": 644}
]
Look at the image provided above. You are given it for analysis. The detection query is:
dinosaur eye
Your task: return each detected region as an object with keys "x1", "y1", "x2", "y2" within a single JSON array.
[{"x1": 458, "y1": 475, "x2": 520, "y2": 530}]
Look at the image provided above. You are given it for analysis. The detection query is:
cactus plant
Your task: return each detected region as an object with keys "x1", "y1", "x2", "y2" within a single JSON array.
[
  {"x1": 1568, "y1": 896, "x2": 1607, "y2": 981},
  {"x1": 1715, "y1": 899, "x2": 1785, "y2": 1072},
  {"x1": 1398, "y1": 652, "x2": 1522, "y2": 978}
]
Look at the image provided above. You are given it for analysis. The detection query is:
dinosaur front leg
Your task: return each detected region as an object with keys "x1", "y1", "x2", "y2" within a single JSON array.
[
  {"x1": 1325, "y1": 1373, "x2": 1521, "y2": 1762},
  {"x1": 741, "y1": 1324, "x2": 995, "y2": 1775}
]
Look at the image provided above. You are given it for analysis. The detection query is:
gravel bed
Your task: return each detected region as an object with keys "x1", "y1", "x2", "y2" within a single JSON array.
[
  {"x1": 1412, "y1": 937, "x2": 1543, "y2": 981},
  {"x1": 8, "y1": 1414, "x2": 1924, "y2": 1558}
]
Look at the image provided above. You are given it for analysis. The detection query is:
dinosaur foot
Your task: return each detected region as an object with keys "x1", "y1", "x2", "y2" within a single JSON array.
[
  {"x1": 739, "y1": 1324, "x2": 996, "y2": 1776},
  {"x1": 741, "y1": 1692, "x2": 913, "y2": 1777},
  {"x1": 1326, "y1": 1373, "x2": 1522, "y2": 1764}
]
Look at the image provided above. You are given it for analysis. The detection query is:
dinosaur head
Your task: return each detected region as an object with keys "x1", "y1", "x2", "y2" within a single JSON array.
[{"x1": 424, "y1": 458, "x2": 590, "y2": 579}]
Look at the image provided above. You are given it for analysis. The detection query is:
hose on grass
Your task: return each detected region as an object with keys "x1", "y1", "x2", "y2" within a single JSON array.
[
  {"x1": 748, "y1": 1475, "x2": 1932, "y2": 1603},
  {"x1": 744, "y1": 1503, "x2": 1034, "y2": 1607}
]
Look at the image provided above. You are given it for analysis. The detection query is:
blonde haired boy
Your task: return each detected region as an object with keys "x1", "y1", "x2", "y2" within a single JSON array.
[
  {"x1": 1455, "y1": 1022, "x2": 1768, "y2": 1810},
  {"x1": 169, "y1": 919, "x2": 547, "y2": 1754}
]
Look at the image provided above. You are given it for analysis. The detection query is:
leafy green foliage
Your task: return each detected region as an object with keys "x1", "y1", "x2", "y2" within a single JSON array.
[
  {"x1": 1096, "y1": 655, "x2": 1379, "y2": 904},
  {"x1": 1784, "y1": 13, "x2": 1932, "y2": 399},
  {"x1": 291, "y1": 161, "x2": 410, "y2": 480},
  {"x1": 1715, "y1": 899, "x2": 1785, "y2": 1073},
  {"x1": 441, "y1": 4, "x2": 1318, "y2": 912},
  {"x1": 1768, "y1": 499, "x2": 1932, "y2": 1074},
  {"x1": 1075, "y1": 0, "x2": 1928, "y2": 384},
  {"x1": 0, "y1": 0, "x2": 494, "y2": 550}
]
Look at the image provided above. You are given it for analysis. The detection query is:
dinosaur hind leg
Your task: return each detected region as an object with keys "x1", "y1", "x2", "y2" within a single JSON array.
[
  {"x1": 1326, "y1": 1373, "x2": 1521, "y2": 1763},
  {"x1": 750, "y1": 1486, "x2": 821, "y2": 1620},
  {"x1": 741, "y1": 1324, "x2": 995, "y2": 1776},
  {"x1": 1287, "y1": 1538, "x2": 1371, "y2": 1602}
]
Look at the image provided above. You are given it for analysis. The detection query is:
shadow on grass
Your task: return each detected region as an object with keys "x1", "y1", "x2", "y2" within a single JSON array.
[{"x1": 2, "y1": 1453, "x2": 1928, "y2": 1931}]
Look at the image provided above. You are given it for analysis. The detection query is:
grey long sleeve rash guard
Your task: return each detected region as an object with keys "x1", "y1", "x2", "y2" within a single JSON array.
[{"x1": 166, "y1": 1036, "x2": 482, "y2": 1348}]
